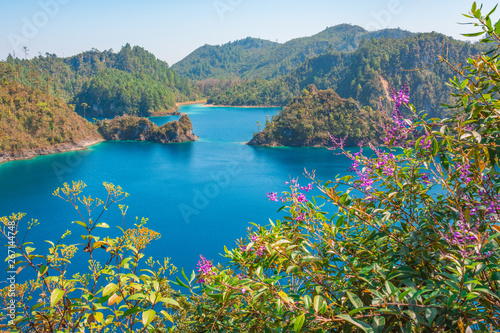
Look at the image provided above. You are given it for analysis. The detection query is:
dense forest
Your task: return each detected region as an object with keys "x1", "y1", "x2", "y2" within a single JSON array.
[
  {"x1": 173, "y1": 25, "x2": 411, "y2": 80},
  {"x1": 208, "y1": 33, "x2": 488, "y2": 118},
  {"x1": 248, "y1": 85, "x2": 382, "y2": 147},
  {"x1": 0, "y1": 72, "x2": 100, "y2": 155},
  {"x1": 2, "y1": 45, "x2": 200, "y2": 117}
]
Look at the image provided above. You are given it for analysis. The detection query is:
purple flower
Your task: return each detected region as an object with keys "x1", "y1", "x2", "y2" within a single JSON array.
[
  {"x1": 457, "y1": 163, "x2": 472, "y2": 184},
  {"x1": 300, "y1": 183, "x2": 314, "y2": 192},
  {"x1": 296, "y1": 193, "x2": 308, "y2": 203},
  {"x1": 328, "y1": 134, "x2": 347, "y2": 153},
  {"x1": 390, "y1": 83, "x2": 410, "y2": 109},
  {"x1": 242, "y1": 288, "x2": 246, "y2": 294},
  {"x1": 441, "y1": 219, "x2": 492, "y2": 260},
  {"x1": 255, "y1": 246, "x2": 265, "y2": 256},
  {"x1": 267, "y1": 192, "x2": 279, "y2": 202},
  {"x1": 296, "y1": 213, "x2": 306, "y2": 221},
  {"x1": 251, "y1": 234, "x2": 259, "y2": 242},
  {"x1": 197, "y1": 255, "x2": 215, "y2": 283},
  {"x1": 421, "y1": 173, "x2": 432, "y2": 186}
]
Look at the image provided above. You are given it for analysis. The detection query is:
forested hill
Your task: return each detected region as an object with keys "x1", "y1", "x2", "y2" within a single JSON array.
[
  {"x1": 2, "y1": 44, "x2": 200, "y2": 117},
  {"x1": 209, "y1": 33, "x2": 488, "y2": 118},
  {"x1": 248, "y1": 85, "x2": 382, "y2": 147},
  {"x1": 172, "y1": 24, "x2": 411, "y2": 80},
  {"x1": 0, "y1": 74, "x2": 101, "y2": 159}
]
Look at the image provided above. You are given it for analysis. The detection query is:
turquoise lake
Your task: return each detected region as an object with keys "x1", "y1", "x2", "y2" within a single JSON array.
[{"x1": 0, "y1": 104, "x2": 353, "y2": 276}]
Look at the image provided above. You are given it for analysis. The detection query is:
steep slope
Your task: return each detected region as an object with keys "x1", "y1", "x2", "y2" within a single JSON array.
[
  {"x1": 211, "y1": 32, "x2": 488, "y2": 118},
  {"x1": 284, "y1": 32, "x2": 488, "y2": 117},
  {"x1": 248, "y1": 85, "x2": 382, "y2": 147},
  {"x1": 0, "y1": 77, "x2": 101, "y2": 162},
  {"x1": 173, "y1": 25, "x2": 411, "y2": 80}
]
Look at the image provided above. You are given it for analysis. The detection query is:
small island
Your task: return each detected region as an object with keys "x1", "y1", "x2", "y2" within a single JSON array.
[
  {"x1": 97, "y1": 114, "x2": 197, "y2": 143},
  {"x1": 248, "y1": 85, "x2": 382, "y2": 147}
]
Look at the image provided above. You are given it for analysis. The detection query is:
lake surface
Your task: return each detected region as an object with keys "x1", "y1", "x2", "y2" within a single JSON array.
[{"x1": 0, "y1": 104, "x2": 353, "y2": 277}]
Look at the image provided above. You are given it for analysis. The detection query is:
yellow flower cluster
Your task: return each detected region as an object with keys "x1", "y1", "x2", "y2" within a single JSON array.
[{"x1": 123, "y1": 226, "x2": 161, "y2": 252}]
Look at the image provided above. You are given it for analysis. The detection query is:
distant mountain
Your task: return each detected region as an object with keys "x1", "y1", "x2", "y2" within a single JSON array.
[
  {"x1": 248, "y1": 85, "x2": 382, "y2": 147},
  {"x1": 172, "y1": 24, "x2": 411, "y2": 80},
  {"x1": 209, "y1": 32, "x2": 488, "y2": 118},
  {"x1": 2, "y1": 44, "x2": 200, "y2": 117}
]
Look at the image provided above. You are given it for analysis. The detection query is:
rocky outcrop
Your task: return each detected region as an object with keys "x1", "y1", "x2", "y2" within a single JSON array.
[{"x1": 97, "y1": 115, "x2": 197, "y2": 143}]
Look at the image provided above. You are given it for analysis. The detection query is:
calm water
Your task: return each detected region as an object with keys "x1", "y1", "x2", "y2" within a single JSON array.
[{"x1": 0, "y1": 104, "x2": 353, "y2": 277}]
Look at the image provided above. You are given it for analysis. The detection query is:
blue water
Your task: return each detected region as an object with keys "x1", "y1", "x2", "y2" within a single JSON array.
[{"x1": 0, "y1": 104, "x2": 353, "y2": 278}]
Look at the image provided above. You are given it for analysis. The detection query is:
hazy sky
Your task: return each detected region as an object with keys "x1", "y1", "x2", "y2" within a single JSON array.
[{"x1": 1, "y1": 0, "x2": 498, "y2": 65}]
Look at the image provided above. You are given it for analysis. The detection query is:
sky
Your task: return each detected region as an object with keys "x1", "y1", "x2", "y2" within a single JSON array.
[{"x1": 0, "y1": 0, "x2": 498, "y2": 65}]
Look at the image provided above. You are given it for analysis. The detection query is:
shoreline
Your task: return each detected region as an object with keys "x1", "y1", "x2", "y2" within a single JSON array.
[
  {"x1": 149, "y1": 100, "x2": 208, "y2": 116},
  {"x1": 176, "y1": 100, "x2": 207, "y2": 107},
  {"x1": 0, "y1": 138, "x2": 105, "y2": 164}
]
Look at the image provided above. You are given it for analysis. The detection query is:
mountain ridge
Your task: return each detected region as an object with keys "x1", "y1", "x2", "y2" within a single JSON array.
[{"x1": 172, "y1": 24, "x2": 412, "y2": 80}]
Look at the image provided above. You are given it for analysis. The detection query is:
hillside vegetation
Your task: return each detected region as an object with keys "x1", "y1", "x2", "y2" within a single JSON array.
[
  {"x1": 173, "y1": 25, "x2": 411, "y2": 80},
  {"x1": 2, "y1": 44, "x2": 200, "y2": 117},
  {"x1": 209, "y1": 33, "x2": 487, "y2": 118},
  {"x1": 0, "y1": 74, "x2": 100, "y2": 154},
  {"x1": 249, "y1": 85, "x2": 382, "y2": 147}
]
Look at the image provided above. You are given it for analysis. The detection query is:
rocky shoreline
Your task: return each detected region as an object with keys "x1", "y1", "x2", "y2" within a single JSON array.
[{"x1": 0, "y1": 138, "x2": 105, "y2": 164}]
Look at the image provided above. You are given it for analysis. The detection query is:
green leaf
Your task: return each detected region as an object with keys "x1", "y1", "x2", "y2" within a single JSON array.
[
  {"x1": 190, "y1": 270, "x2": 196, "y2": 283},
  {"x1": 175, "y1": 277, "x2": 189, "y2": 289},
  {"x1": 431, "y1": 138, "x2": 439, "y2": 156},
  {"x1": 95, "y1": 222, "x2": 109, "y2": 228},
  {"x1": 94, "y1": 312, "x2": 104, "y2": 323},
  {"x1": 303, "y1": 295, "x2": 312, "y2": 309},
  {"x1": 121, "y1": 306, "x2": 142, "y2": 318},
  {"x1": 161, "y1": 310, "x2": 174, "y2": 323},
  {"x1": 462, "y1": 31, "x2": 486, "y2": 37},
  {"x1": 474, "y1": 287, "x2": 500, "y2": 300},
  {"x1": 313, "y1": 295, "x2": 323, "y2": 313},
  {"x1": 102, "y1": 283, "x2": 118, "y2": 296},
  {"x1": 347, "y1": 291, "x2": 363, "y2": 309},
  {"x1": 142, "y1": 309, "x2": 156, "y2": 327},
  {"x1": 161, "y1": 297, "x2": 180, "y2": 308},
  {"x1": 336, "y1": 314, "x2": 374, "y2": 333},
  {"x1": 294, "y1": 314, "x2": 305, "y2": 332},
  {"x1": 37, "y1": 265, "x2": 48, "y2": 278},
  {"x1": 50, "y1": 288, "x2": 64, "y2": 307},
  {"x1": 72, "y1": 221, "x2": 87, "y2": 228},
  {"x1": 425, "y1": 308, "x2": 437, "y2": 324}
]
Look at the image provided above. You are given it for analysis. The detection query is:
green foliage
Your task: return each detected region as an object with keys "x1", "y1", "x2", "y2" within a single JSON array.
[
  {"x1": 207, "y1": 79, "x2": 294, "y2": 107},
  {"x1": 208, "y1": 32, "x2": 488, "y2": 119},
  {"x1": 73, "y1": 68, "x2": 177, "y2": 117},
  {"x1": 173, "y1": 25, "x2": 411, "y2": 80},
  {"x1": 285, "y1": 32, "x2": 489, "y2": 118},
  {"x1": 2, "y1": 44, "x2": 200, "y2": 117},
  {"x1": 0, "y1": 181, "x2": 181, "y2": 332},
  {"x1": 0, "y1": 75, "x2": 100, "y2": 154},
  {"x1": 248, "y1": 85, "x2": 382, "y2": 147}
]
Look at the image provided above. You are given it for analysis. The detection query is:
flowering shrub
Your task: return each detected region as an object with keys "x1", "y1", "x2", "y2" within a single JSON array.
[
  {"x1": 2, "y1": 3, "x2": 500, "y2": 332},
  {"x1": 0, "y1": 181, "x2": 181, "y2": 332},
  {"x1": 173, "y1": 4, "x2": 500, "y2": 332}
]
